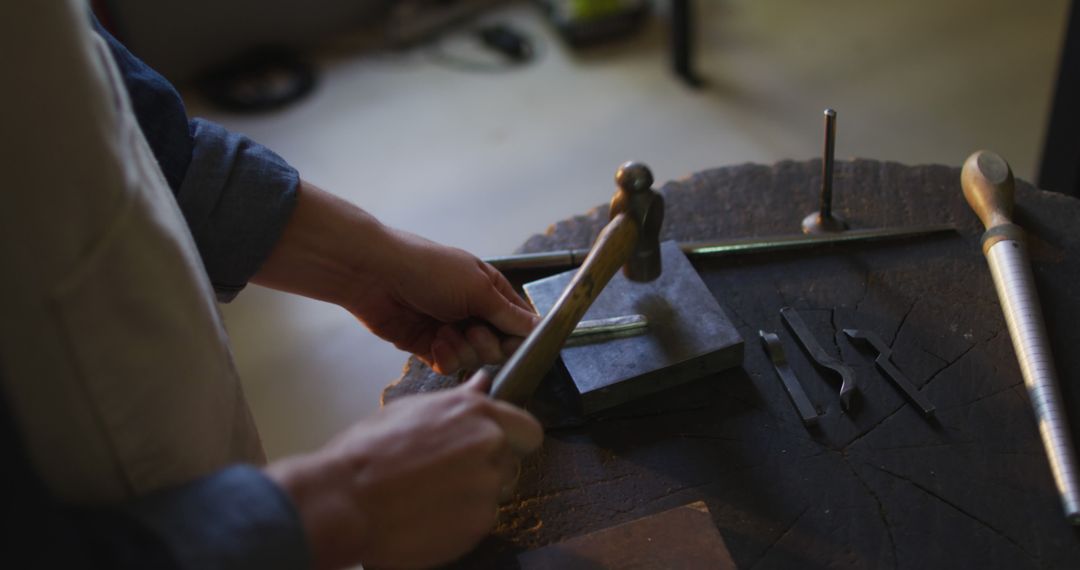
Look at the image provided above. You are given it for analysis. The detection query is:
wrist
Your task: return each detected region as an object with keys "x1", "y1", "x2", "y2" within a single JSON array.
[
  {"x1": 251, "y1": 179, "x2": 399, "y2": 309},
  {"x1": 266, "y1": 450, "x2": 371, "y2": 570}
]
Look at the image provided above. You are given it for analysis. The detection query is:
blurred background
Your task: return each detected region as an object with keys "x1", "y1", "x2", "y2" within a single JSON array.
[{"x1": 96, "y1": 0, "x2": 1073, "y2": 460}]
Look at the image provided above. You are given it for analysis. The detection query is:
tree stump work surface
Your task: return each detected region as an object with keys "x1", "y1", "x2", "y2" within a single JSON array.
[{"x1": 383, "y1": 159, "x2": 1080, "y2": 569}]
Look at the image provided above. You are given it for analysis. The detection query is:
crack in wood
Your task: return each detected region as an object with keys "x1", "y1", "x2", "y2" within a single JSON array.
[
  {"x1": 872, "y1": 441, "x2": 974, "y2": 452},
  {"x1": 1010, "y1": 386, "x2": 1034, "y2": 421},
  {"x1": 865, "y1": 462, "x2": 1042, "y2": 566},
  {"x1": 939, "y1": 380, "x2": 1024, "y2": 413},
  {"x1": 746, "y1": 505, "x2": 812, "y2": 570},
  {"x1": 842, "y1": 403, "x2": 907, "y2": 453},
  {"x1": 829, "y1": 308, "x2": 843, "y2": 356},
  {"x1": 889, "y1": 299, "x2": 918, "y2": 345},
  {"x1": 854, "y1": 268, "x2": 872, "y2": 312},
  {"x1": 847, "y1": 461, "x2": 898, "y2": 569},
  {"x1": 722, "y1": 298, "x2": 753, "y2": 332},
  {"x1": 918, "y1": 339, "x2": 980, "y2": 390}
]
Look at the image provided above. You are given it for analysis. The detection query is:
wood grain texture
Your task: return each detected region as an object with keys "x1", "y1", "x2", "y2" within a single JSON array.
[{"x1": 383, "y1": 159, "x2": 1080, "y2": 569}]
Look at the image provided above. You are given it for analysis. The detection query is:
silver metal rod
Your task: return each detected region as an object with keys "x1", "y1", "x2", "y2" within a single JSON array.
[
  {"x1": 986, "y1": 239, "x2": 1080, "y2": 523},
  {"x1": 485, "y1": 224, "x2": 956, "y2": 272}
]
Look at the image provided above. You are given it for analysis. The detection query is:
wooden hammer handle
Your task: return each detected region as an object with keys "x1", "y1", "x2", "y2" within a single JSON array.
[
  {"x1": 490, "y1": 213, "x2": 639, "y2": 405},
  {"x1": 961, "y1": 150, "x2": 1016, "y2": 231}
]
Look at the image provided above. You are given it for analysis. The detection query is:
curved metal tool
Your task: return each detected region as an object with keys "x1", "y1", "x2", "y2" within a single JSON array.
[
  {"x1": 759, "y1": 331, "x2": 818, "y2": 427},
  {"x1": 780, "y1": 307, "x2": 857, "y2": 411},
  {"x1": 843, "y1": 329, "x2": 936, "y2": 418}
]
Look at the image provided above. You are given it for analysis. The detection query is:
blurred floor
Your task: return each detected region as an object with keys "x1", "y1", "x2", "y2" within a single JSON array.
[{"x1": 183, "y1": 0, "x2": 1069, "y2": 459}]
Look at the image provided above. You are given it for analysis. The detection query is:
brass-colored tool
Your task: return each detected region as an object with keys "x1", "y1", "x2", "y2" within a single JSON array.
[
  {"x1": 802, "y1": 108, "x2": 848, "y2": 234},
  {"x1": 489, "y1": 162, "x2": 664, "y2": 406},
  {"x1": 961, "y1": 150, "x2": 1080, "y2": 524},
  {"x1": 485, "y1": 224, "x2": 956, "y2": 273}
]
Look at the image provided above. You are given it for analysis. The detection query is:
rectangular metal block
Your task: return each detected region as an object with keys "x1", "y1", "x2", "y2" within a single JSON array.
[{"x1": 524, "y1": 240, "x2": 744, "y2": 414}]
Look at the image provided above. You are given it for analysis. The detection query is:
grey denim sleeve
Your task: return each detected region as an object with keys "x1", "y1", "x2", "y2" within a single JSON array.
[
  {"x1": 177, "y1": 119, "x2": 299, "y2": 302},
  {"x1": 128, "y1": 465, "x2": 311, "y2": 570}
]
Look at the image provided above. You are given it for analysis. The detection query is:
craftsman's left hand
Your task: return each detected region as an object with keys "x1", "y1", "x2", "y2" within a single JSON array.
[{"x1": 252, "y1": 180, "x2": 539, "y2": 374}]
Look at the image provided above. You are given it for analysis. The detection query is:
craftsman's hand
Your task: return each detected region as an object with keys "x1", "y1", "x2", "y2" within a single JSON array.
[
  {"x1": 346, "y1": 227, "x2": 538, "y2": 374},
  {"x1": 265, "y1": 370, "x2": 543, "y2": 570},
  {"x1": 252, "y1": 180, "x2": 539, "y2": 374}
]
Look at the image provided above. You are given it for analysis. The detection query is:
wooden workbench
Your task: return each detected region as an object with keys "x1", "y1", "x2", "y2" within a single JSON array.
[{"x1": 383, "y1": 159, "x2": 1080, "y2": 569}]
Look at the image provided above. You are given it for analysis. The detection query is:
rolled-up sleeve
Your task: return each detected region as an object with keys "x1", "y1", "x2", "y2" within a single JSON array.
[
  {"x1": 127, "y1": 465, "x2": 311, "y2": 570},
  {"x1": 178, "y1": 120, "x2": 299, "y2": 301},
  {"x1": 93, "y1": 15, "x2": 298, "y2": 302}
]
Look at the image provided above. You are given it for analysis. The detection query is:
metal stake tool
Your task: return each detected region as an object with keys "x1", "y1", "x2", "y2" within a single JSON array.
[
  {"x1": 962, "y1": 150, "x2": 1080, "y2": 524},
  {"x1": 843, "y1": 328, "x2": 936, "y2": 418},
  {"x1": 760, "y1": 331, "x2": 819, "y2": 426},
  {"x1": 802, "y1": 108, "x2": 848, "y2": 234},
  {"x1": 780, "y1": 306, "x2": 858, "y2": 410}
]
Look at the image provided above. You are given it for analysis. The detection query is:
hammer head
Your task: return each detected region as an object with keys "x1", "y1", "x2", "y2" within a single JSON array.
[{"x1": 611, "y1": 161, "x2": 665, "y2": 282}]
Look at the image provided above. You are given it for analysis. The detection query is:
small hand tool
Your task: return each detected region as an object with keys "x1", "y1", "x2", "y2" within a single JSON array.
[
  {"x1": 961, "y1": 150, "x2": 1080, "y2": 524},
  {"x1": 490, "y1": 162, "x2": 665, "y2": 406},
  {"x1": 485, "y1": 223, "x2": 956, "y2": 272},
  {"x1": 843, "y1": 329, "x2": 936, "y2": 418},
  {"x1": 760, "y1": 330, "x2": 819, "y2": 426},
  {"x1": 802, "y1": 108, "x2": 848, "y2": 234},
  {"x1": 564, "y1": 314, "x2": 648, "y2": 347},
  {"x1": 780, "y1": 306, "x2": 857, "y2": 411}
]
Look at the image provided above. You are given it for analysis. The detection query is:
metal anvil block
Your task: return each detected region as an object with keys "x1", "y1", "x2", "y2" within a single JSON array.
[{"x1": 524, "y1": 240, "x2": 743, "y2": 413}]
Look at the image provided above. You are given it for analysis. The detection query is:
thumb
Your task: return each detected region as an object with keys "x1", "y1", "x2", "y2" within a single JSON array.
[
  {"x1": 463, "y1": 368, "x2": 494, "y2": 393},
  {"x1": 472, "y1": 285, "x2": 539, "y2": 338}
]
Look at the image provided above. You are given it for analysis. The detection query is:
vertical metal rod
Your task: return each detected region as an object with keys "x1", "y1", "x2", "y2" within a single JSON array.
[
  {"x1": 803, "y1": 108, "x2": 845, "y2": 234},
  {"x1": 820, "y1": 108, "x2": 837, "y2": 217}
]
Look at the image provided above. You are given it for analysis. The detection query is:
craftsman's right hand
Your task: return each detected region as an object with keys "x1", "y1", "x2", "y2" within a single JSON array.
[
  {"x1": 251, "y1": 180, "x2": 538, "y2": 375},
  {"x1": 265, "y1": 370, "x2": 543, "y2": 570}
]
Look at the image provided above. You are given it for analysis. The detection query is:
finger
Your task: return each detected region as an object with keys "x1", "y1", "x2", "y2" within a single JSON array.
[
  {"x1": 464, "y1": 368, "x2": 493, "y2": 392},
  {"x1": 500, "y1": 336, "x2": 525, "y2": 356},
  {"x1": 437, "y1": 325, "x2": 479, "y2": 372},
  {"x1": 486, "y1": 264, "x2": 535, "y2": 313},
  {"x1": 474, "y1": 267, "x2": 540, "y2": 338},
  {"x1": 465, "y1": 324, "x2": 504, "y2": 364},
  {"x1": 484, "y1": 400, "x2": 543, "y2": 456},
  {"x1": 495, "y1": 453, "x2": 521, "y2": 504},
  {"x1": 430, "y1": 338, "x2": 459, "y2": 375}
]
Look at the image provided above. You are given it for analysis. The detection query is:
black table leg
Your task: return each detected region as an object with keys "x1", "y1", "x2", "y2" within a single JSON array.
[
  {"x1": 1038, "y1": 0, "x2": 1079, "y2": 196},
  {"x1": 672, "y1": 0, "x2": 703, "y2": 87}
]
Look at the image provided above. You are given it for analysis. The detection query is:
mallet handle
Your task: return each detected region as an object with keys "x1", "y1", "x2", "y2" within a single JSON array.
[
  {"x1": 962, "y1": 150, "x2": 1080, "y2": 524},
  {"x1": 489, "y1": 214, "x2": 639, "y2": 406}
]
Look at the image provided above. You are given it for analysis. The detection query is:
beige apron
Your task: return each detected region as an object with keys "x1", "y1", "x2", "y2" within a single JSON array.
[{"x1": 0, "y1": 1, "x2": 264, "y2": 504}]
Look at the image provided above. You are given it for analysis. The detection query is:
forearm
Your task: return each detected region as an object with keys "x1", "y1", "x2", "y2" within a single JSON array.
[
  {"x1": 249, "y1": 179, "x2": 538, "y2": 373},
  {"x1": 250, "y1": 180, "x2": 397, "y2": 308}
]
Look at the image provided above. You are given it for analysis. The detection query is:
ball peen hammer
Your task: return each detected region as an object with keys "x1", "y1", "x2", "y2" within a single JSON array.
[
  {"x1": 489, "y1": 162, "x2": 665, "y2": 406},
  {"x1": 962, "y1": 150, "x2": 1080, "y2": 524}
]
